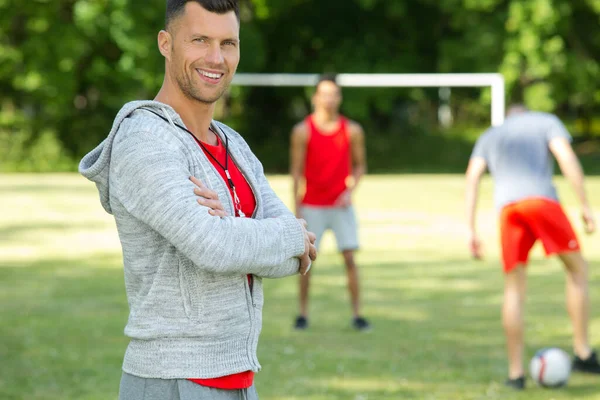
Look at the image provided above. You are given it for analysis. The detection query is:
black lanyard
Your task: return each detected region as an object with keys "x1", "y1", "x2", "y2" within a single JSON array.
[{"x1": 141, "y1": 108, "x2": 246, "y2": 217}]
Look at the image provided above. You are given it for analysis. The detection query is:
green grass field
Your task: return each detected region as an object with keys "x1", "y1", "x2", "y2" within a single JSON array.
[{"x1": 2, "y1": 174, "x2": 600, "y2": 400}]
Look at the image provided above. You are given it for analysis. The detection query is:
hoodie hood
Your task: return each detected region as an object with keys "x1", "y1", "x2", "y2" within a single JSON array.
[{"x1": 79, "y1": 100, "x2": 182, "y2": 214}]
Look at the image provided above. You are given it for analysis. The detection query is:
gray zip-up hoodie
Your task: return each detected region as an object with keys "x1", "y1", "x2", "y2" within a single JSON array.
[{"x1": 79, "y1": 100, "x2": 305, "y2": 379}]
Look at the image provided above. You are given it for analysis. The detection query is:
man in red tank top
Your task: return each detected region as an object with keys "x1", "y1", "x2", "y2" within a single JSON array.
[{"x1": 290, "y1": 74, "x2": 370, "y2": 331}]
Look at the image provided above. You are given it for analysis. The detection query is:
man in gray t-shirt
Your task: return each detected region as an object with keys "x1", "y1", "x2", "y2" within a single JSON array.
[
  {"x1": 471, "y1": 109, "x2": 571, "y2": 211},
  {"x1": 465, "y1": 105, "x2": 598, "y2": 389}
]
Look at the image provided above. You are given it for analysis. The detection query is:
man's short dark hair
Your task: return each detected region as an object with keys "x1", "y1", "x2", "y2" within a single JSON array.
[
  {"x1": 316, "y1": 74, "x2": 339, "y2": 89},
  {"x1": 166, "y1": 0, "x2": 240, "y2": 29}
]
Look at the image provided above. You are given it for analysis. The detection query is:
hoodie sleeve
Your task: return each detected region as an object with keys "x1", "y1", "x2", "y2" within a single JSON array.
[
  {"x1": 244, "y1": 149, "x2": 303, "y2": 279},
  {"x1": 209, "y1": 134, "x2": 304, "y2": 279},
  {"x1": 110, "y1": 130, "x2": 306, "y2": 276}
]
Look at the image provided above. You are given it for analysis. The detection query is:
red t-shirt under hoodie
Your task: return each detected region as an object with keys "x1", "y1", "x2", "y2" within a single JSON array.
[{"x1": 188, "y1": 133, "x2": 256, "y2": 390}]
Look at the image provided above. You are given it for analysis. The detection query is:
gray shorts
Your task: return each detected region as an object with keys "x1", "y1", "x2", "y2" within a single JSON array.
[
  {"x1": 300, "y1": 205, "x2": 359, "y2": 252},
  {"x1": 119, "y1": 372, "x2": 259, "y2": 400}
]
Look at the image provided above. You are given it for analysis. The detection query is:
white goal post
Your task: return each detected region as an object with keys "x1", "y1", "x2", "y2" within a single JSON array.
[{"x1": 232, "y1": 73, "x2": 506, "y2": 127}]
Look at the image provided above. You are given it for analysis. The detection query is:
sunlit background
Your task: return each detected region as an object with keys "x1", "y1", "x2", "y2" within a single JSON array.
[{"x1": 1, "y1": 1, "x2": 600, "y2": 399}]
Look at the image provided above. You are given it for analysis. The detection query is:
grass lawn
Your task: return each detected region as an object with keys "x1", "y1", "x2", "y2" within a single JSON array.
[{"x1": 1, "y1": 173, "x2": 600, "y2": 400}]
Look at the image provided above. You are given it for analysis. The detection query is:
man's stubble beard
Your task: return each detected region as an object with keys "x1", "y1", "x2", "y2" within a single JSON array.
[
  {"x1": 171, "y1": 46, "x2": 230, "y2": 105},
  {"x1": 175, "y1": 68, "x2": 229, "y2": 105}
]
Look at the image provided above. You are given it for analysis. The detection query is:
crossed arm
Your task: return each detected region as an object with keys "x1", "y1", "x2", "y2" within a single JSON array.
[
  {"x1": 113, "y1": 131, "x2": 317, "y2": 277},
  {"x1": 189, "y1": 178, "x2": 317, "y2": 276}
]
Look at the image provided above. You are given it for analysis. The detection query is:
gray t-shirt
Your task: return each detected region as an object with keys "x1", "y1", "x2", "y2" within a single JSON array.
[{"x1": 471, "y1": 111, "x2": 572, "y2": 210}]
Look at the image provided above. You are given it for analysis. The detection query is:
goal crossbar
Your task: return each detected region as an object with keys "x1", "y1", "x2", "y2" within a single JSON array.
[{"x1": 232, "y1": 73, "x2": 505, "y2": 126}]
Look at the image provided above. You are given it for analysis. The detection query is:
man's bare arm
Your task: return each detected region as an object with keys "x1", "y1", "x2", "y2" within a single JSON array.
[
  {"x1": 549, "y1": 137, "x2": 596, "y2": 233},
  {"x1": 465, "y1": 157, "x2": 487, "y2": 258},
  {"x1": 290, "y1": 123, "x2": 308, "y2": 216},
  {"x1": 349, "y1": 122, "x2": 366, "y2": 191}
]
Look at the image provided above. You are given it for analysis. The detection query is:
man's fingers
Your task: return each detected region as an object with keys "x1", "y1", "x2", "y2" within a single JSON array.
[
  {"x1": 193, "y1": 183, "x2": 226, "y2": 215},
  {"x1": 585, "y1": 220, "x2": 596, "y2": 235},
  {"x1": 470, "y1": 246, "x2": 482, "y2": 260},
  {"x1": 469, "y1": 239, "x2": 484, "y2": 260},
  {"x1": 309, "y1": 243, "x2": 317, "y2": 261},
  {"x1": 193, "y1": 186, "x2": 218, "y2": 200},
  {"x1": 197, "y1": 197, "x2": 225, "y2": 210},
  {"x1": 300, "y1": 257, "x2": 312, "y2": 275},
  {"x1": 299, "y1": 254, "x2": 311, "y2": 275},
  {"x1": 298, "y1": 218, "x2": 308, "y2": 229},
  {"x1": 190, "y1": 176, "x2": 219, "y2": 201},
  {"x1": 193, "y1": 186, "x2": 219, "y2": 200},
  {"x1": 189, "y1": 176, "x2": 206, "y2": 188},
  {"x1": 308, "y1": 231, "x2": 316, "y2": 244},
  {"x1": 304, "y1": 261, "x2": 312, "y2": 275},
  {"x1": 583, "y1": 214, "x2": 596, "y2": 235},
  {"x1": 208, "y1": 209, "x2": 228, "y2": 217}
]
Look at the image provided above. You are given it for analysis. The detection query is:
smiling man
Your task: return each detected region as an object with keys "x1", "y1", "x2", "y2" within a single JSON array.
[{"x1": 79, "y1": 1, "x2": 316, "y2": 399}]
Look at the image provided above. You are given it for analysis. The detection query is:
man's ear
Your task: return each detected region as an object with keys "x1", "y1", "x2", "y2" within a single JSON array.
[{"x1": 158, "y1": 30, "x2": 172, "y2": 60}]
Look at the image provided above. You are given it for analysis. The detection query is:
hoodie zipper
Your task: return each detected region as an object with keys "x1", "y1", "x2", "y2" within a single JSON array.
[
  {"x1": 227, "y1": 144, "x2": 259, "y2": 306},
  {"x1": 210, "y1": 123, "x2": 259, "y2": 306},
  {"x1": 199, "y1": 126, "x2": 259, "y2": 368},
  {"x1": 161, "y1": 113, "x2": 259, "y2": 367}
]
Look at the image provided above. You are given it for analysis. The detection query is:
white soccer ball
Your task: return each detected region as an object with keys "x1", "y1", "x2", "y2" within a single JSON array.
[{"x1": 529, "y1": 348, "x2": 572, "y2": 387}]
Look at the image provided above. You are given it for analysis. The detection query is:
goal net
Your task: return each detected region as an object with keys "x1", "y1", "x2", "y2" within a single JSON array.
[{"x1": 232, "y1": 73, "x2": 505, "y2": 127}]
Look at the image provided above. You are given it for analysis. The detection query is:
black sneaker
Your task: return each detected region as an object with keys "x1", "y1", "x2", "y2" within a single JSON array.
[
  {"x1": 294, "y1": 316, "x2": 308, "y2": 330},
  {"x1": 573, "y1": 351, "x2": 600, "y2": 373},
  {"x1": 352, "y1": 316, "x2": 371, "y2": 331},
  {"x1": 505, "y1": 376, "x2": 525, "y2": 390}
]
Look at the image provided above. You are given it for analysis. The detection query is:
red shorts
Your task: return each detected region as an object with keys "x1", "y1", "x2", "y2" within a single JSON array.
[{"x1": 500, "y1": 198, "x2": 580, "y2": 273}]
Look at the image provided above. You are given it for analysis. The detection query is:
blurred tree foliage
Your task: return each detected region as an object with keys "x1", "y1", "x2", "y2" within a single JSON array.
[{"x1": 0, "y1": 0, "x2": 599, "y2": 171}]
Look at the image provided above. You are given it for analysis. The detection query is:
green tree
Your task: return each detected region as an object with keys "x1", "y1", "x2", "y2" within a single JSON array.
[{"x1": 1, "y1": 0, "x2": 599, "y2": 171}]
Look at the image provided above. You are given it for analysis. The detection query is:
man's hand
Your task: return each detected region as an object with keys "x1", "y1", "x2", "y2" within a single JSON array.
[
  {"x1": 468, "y1": 232, "x2": 484, "y2": 260},
  {"x1": 297, "y1": 219, "x2": 317, "y2": 275},
  {"x1": 190, "y1": 176, "x2": 228, "y2": 217},
  {"x1": 582, "y1": 206, "x2": 596, "y2": 234},
  {"x1": 334, "y1": 189, "x2": 352, "y2": 207}
]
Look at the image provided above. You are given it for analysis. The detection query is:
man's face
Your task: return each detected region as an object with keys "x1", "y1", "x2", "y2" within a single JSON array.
[
  {"x1": 166, "y1": 3, "x2": 240, "y2": 104},
  {"x1": 313, "y1": 80, "x2": 342, "y2": 112}
]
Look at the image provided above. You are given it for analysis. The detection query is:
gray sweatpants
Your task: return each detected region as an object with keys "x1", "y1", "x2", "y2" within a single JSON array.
[{"x1": 119, "y1": 372, "x2": 259, "y2": 400}]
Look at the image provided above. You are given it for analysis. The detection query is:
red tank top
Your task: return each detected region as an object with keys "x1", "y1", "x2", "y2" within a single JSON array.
[
  {"x1": 302, "y1": 115, "x2": 351, "y2": 206},
  {"x1": 188, "y1": 133, "x2": 255, "y2": 390}
]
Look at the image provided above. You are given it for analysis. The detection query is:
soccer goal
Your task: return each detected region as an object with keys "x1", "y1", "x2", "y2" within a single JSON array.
[{"x1": 232, "y1": 73, "x2": 505, "y2": 127}]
